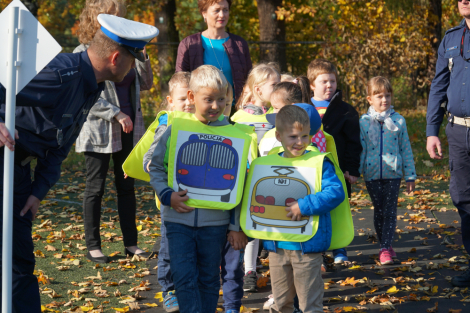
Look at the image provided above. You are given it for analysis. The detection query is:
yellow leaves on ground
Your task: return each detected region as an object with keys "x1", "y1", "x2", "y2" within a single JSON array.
[
  {"x1": 386, "y1": 286, "x2": 399, "y2": 294},
  {"x1": 142, "y1": 303, "x2": 158, "y2": 307},
  {"x1": 154, "y1": 291, "x2": 163, "y2": 302},
  {"x1": 240, "y1": 305, "x2": 260, "y2": 312},
  {"x1": 111, "y1": 307, "x2": 129, "y2": 312}
]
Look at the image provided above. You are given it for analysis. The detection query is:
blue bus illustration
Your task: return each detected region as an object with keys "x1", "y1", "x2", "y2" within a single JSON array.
[{"x1": 176, "y1": 134, "x2": 239, "y2": 202}]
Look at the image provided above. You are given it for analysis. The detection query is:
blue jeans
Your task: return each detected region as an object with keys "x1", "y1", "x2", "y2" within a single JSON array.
[
  {"x1": 221, "y1": 239, "x2": 244, "y2": 311},
  {"x1": 165, "y1": 221, "x2": 228, "y2": 313},
  {"x1": 0, "y1": 152, "x2": 41, "y2": 312}
]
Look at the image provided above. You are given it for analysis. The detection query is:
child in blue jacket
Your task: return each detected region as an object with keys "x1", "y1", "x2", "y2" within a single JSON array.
[
  {"x1": 264, "y1": 104, "x2": 345, "y2": 313},
  {"x1": 359, "y1": 76, "x2": 416, "y2": 265}
]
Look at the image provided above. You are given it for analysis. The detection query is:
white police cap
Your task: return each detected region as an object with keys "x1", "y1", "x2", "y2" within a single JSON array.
[{"x1": 97, "y1": 14, "x2": 159, "y2": 62}]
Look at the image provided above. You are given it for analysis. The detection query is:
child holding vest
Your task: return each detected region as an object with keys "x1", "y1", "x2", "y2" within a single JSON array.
[
  {"x1": 360, "y1": 77, "x2": 416, "y2": 265},
  {"x1": 308, "y1": 59, "x2": 362, "y2": 265},
  {"x1": 149, "y1": 65, "x2": 250, "y2": 313},
  {"x1": 143, "y1": 71, "x2": 192, "y2": 312},
  {"x1": 260, "y1": 105, "x2": 346, "y2": 313}
]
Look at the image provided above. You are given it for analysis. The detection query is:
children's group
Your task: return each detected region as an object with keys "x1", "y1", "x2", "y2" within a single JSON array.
[{"x1": 124, "y1": 58, "x2": 416, "y2": 313}]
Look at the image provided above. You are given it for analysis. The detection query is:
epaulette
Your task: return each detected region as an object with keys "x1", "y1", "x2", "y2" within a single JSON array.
[
  {"x1": 57, "y1": 66, "x2": 81, "y2": 84},
  {"x1": 445, "y1": 19, "x2": 466, "y2": 35}
]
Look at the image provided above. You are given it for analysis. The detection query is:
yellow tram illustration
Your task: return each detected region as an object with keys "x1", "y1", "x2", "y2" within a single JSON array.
[{"x1": 250, "y1": 167, "x2": 311, "y2": 233}]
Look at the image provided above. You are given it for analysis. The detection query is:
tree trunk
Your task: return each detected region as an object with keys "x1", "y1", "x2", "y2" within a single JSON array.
[
  {"x1": 154, "y1": 0, "x2": 179, "y2": 97},
  {"x1": 257, "y1": 0, "x2": 287, "y2": 72},
  {"x1": 21, "y1": 0, "x2": 38, "y2": 17},
  {"x1": 427, "y1": 0, "x2": 442, "y2": 83}
]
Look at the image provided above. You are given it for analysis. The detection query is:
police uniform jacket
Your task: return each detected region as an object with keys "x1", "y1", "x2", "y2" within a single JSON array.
[
  {"x1": 427, "y1": 19, "x2": 470, "y2": 136},
  {"x1": 73, "y1": 44, "x2": 152, "y2": 154},
  {"x1": 0, "y1": 51, "x2": 105, "y2": 200}
]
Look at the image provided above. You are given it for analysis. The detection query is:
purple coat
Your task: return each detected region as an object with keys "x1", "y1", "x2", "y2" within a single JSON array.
[{"x1": 175, "y1": 32, "x2": 252, "y2": 101}]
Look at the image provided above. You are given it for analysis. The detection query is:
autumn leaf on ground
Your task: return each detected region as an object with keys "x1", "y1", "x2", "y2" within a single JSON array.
[
  {"x1": 154, "y1": 292, "x2": 164, "y2": 302},
  {"x1": 387, "y1": 286, "x2": 399, "y2": 294},
  {"x1": 257, "y1": 276, "x2": 269, "y2": 288},
  {"x1": 37, "y1": 272, "x2": 50, "y2": 285},
  {"x1": 426, "y1": 302, "x2": 438, "y2": 313},
  {"x1": 84, "y1": 271, "x2": 102, "y2": 280},
  {"x1": 449, "y1": 310, "x2": 462, "y2": 313},
  {"x1": 45, "y1": 245, "x2": 57, "y2": 252},
  {"x1": 108, "y1": 251, "x2": 120, "y2": 257},
  {"x1": 142, "y1": 303, "x2": 158, "y2": 307},
  {"x1": 111, "y1": 307, "x2": 129, "y2": 312},
  {"x1": 34, "y1": 250, "x2": 45, "y2": 258},
  {"x1": 240, "y1": 305, "x2": 259, "y2": 312}
]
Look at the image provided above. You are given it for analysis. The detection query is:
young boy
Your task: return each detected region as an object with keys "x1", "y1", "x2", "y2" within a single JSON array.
[
  {"x1": 307, "y1": 59, "x2": 362, "y2": 264},
  {"x1": 149, "y1": 65, "x2": 248, "y2": 313},
  {"x1": 265, "y1": 105, "x2": 345, "y2": 313},
  {"x1": 144, "y1": 71, "x2": 192, "y2": 312}
]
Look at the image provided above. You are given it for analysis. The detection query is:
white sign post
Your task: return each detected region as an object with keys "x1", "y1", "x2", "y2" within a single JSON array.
[{"x1": 0, "y1": 1, "x2": 61, "y2": 312}]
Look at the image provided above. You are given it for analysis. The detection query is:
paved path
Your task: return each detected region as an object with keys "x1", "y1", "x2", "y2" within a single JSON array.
[{"x1": 139, "y1": 206, "x2": 468, "y2": 312}]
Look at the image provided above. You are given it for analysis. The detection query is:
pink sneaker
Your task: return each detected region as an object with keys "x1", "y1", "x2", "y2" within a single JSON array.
[
  {"x1": 379, "y1": 248, "x2": 393, "y2": 265},
  {"x1": 388, "y1": 247, "x2": 397, "y2": 260}
]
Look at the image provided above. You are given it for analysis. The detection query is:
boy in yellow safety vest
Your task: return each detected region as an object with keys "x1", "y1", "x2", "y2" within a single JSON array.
[
  {"x1": 148, "y1": 65, "x2": 249, "y2": 313},
  {"x1": 264, "y1": 105, "x2": 345, "y2": 313}
]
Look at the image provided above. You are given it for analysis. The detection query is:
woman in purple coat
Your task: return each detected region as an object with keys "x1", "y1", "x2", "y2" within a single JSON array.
[{"x1": 175, "y1": 0, "x2": 252, "y2": 106}]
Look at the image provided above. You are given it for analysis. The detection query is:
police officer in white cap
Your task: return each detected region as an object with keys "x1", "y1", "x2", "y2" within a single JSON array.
[{"x1": 0, "y1": 14, "x2": 158, "y2": 312}]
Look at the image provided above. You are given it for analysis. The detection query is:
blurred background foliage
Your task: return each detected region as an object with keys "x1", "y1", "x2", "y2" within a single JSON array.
[{"x1": 0, "y1": 0, "x2": 464, "y2": 114}]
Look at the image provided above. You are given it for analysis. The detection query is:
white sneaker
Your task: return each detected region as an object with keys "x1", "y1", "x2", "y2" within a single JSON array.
[{"x1": 263, "y1": 294, "x2": 274, "y2": 310}]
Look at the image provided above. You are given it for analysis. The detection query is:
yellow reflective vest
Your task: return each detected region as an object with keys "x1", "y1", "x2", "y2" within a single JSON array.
[
  {"x1": 240, "y1": 147, "x2": 353, "y2": 250},
  {"x1": 230, "y1": 109, "x2": 274, "y2": 144},
  {"x1": 168, "y1": 112, "x2": 257, "y2": 210}
]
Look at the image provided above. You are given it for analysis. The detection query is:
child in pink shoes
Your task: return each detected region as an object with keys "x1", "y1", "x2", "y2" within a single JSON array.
[{"x1": 359, "y1": 77, "x2": 416, "y2": 265}]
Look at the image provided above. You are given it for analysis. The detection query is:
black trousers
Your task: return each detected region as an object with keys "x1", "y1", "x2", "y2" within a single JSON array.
[
  {"x1": 447, "y1": 122, "x2": 470, "y2": 254},
  {"x1": 83, "y1": 130, "x2": 137, "y2": 250},
  {"x1": 0, "y1": 151, "x2": 41, "y2": 312}
]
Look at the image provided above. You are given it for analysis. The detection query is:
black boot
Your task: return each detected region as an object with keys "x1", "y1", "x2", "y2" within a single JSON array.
[
  {"x1": 451, "y1": 268, "x2": 470, "y2": 287},
  {"x1": 86, "y1": 251, "x2": 109, "y2": 264}
]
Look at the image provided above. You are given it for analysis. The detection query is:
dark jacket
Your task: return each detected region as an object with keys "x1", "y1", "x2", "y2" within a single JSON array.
[
  {"x1": 175, "y1": 32, "x2": 252, "y2": 102},
  {"x1": 321, "y1": 90, "x2": 362, "y2": 179}
]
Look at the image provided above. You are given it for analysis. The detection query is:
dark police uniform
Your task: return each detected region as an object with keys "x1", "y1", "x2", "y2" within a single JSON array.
[
  {"x1": 0, "y1": 51, "x2": 104, "y2": 312},
  {"x1": 427, "y1": 19, "x2": 470, "y2": 278}
]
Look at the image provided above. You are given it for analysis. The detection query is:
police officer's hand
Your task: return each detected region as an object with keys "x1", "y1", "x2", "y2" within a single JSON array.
[
  {"x1": 115, "y1": 112, "x2": 133, "y2": 133},
  {"x1": 20, "y1": 195, "x2": 40, "y2": 221},
  {"x1": 0, "y1": 122, "x2": 19, "y2": 151},
  {"x1": 170, "y1": 189, "x2": 195, "y2": 213},
  {"x1": 286, "y1": 201, "x2": 302, "y2": 221},
  {"x1": 426, "y1": 136, "x2": 443, "y2": 159}
]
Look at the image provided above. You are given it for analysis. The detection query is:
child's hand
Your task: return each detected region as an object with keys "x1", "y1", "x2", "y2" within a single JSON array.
[
  {"x1": 285, "y1": 201, "x2": 302, "y2": 221},
  {"x1": 406, "y1": 181, "x2": 415, "y2": 194},
  {"x1": 227, "y1": 230, "x2": 248, "y2": 250},
  {"x1": 349, "y1": 176, "x2": 358, "y2": 184},
  {"x1": 170, "y1": 190, "x2": 194, "y2": 213},
  {"x1": 146, "y1": 161, "x2": 151, "y2": 173},
  {"x1": 124, "y1": 173, "x2": 128, "y2": 179}
]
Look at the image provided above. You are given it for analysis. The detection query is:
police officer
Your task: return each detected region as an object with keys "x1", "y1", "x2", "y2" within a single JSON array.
[
  {"x1": 427, "y1": 0, "x2": 470, "y2": 287},
  {"x1": 0, "y1": 14, "x2": 158, "y2": 312}
]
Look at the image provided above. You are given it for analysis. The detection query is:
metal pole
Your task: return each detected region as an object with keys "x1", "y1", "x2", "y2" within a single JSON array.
[{"x1": 2, "y1": 6, "x2": 19, "y2": 313}]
